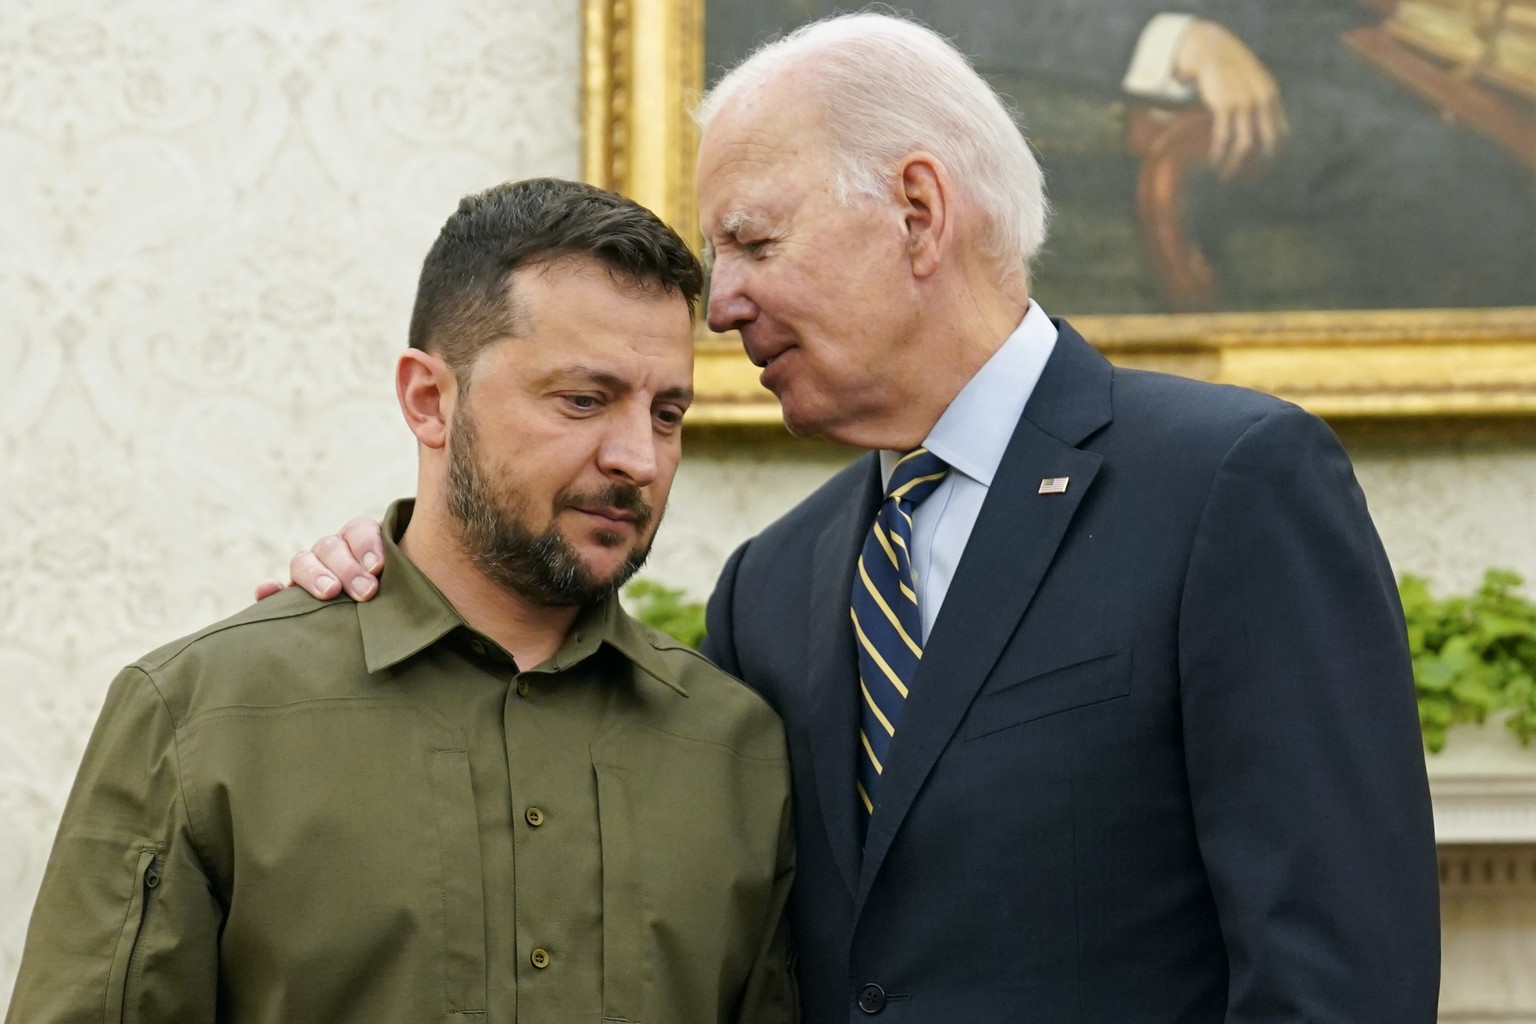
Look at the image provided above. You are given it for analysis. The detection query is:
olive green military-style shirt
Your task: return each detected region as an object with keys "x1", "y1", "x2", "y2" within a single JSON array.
[{"x1": 8, "y1": 501, "x2": 797, "y2": 1024}]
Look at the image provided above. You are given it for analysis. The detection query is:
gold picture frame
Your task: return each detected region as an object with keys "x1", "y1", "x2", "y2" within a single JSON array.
[{"x1": 581, "y1": 0, "x2": 1536, "y2": 429}]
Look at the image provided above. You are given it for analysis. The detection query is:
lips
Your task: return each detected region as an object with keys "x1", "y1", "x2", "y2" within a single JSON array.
[
  {"x1": 574, "y1": 506, "x2": 638, "y2": 526},
  {"x1": 742, "y1": 329, "x2": 792, "y2": 370},
  {"x1": 755, "y1": 345, "x2": 798, "y2": 394},
  {"x1": 560, "y1": 483, "x2": 652, "y2": 532}
]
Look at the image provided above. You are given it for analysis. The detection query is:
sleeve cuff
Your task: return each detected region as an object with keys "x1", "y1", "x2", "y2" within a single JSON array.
[{"x1": 1122, "y1": 13, "x2": 1198, "y2": 103}]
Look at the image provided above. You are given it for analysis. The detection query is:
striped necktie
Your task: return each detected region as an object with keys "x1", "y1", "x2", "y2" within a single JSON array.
[{"x1": 851, "y1": 447, "x2": 948, "y2": 823}]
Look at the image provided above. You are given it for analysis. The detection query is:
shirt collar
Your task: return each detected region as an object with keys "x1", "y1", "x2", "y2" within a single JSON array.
[
  {"x1": 585, "y1": 594, "x2": 690, "y2": 696},
  {"x1": 357, "y1": 499, "x2": 684, "y2": 694},
  {"x1": 357, "y1": 500, "x2": 464, "y2": 674},
  {"x1": 880, "y1": 300, "x2": 1058, "y2": 488}
]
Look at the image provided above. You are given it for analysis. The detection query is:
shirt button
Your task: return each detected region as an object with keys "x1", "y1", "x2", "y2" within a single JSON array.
[
  {"x1": 470, "y1": 640, "x2": 486, "y2": 656},
  {"x1": 525, "y1": 806, "x2": 545, "y2": 827},
  {"x1": 530, "y1": 947, "x2": 551, "y2": 969},
  {"x1": 516, "y1": 679, "x2": 530, "y2": 698},
  {"x1": 857, "y1": 983, "x2": 886, "y2": 1014}
]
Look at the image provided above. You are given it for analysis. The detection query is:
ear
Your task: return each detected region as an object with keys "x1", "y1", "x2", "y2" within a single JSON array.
[
  {"x1": 895, "y1": 152, "x2": 949, "y2": 279},
  {"x1": 396, "y1": 349, "x2": 456, "y2": 449}
]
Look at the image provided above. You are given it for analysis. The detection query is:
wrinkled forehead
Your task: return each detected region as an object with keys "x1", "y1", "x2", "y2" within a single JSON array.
[{"x1": 697, "y1": 94, "x2": 836, "y2": 223}]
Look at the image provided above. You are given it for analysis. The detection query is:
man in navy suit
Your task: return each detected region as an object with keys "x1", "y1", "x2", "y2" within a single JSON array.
[{"x1": 283, "y1": 12, "x2": 1440, "y2": 1022}]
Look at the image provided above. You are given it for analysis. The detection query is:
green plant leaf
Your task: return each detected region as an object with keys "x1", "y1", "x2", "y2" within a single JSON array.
[
  {"x1": 622, "y1": 579, "x2": 707, "y2": 649},
  {"x1": 1404, "y1": 570, "x2": 1536, "y2": 754}
]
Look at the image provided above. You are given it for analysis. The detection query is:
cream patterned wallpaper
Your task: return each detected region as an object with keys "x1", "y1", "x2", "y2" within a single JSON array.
[
  {"x1": 5, "y1": 0, "x2": 1536, "y2": 1011},
  {"x1": 0, "y1": 0, "x2": 580, "y2": 999}
]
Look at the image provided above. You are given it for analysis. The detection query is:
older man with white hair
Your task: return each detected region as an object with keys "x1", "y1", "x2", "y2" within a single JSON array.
[{"x1": 283, "y1": 12, "x2": 1440, "y2": 1023}]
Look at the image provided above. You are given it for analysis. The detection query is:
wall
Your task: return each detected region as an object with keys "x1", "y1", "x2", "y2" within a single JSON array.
[{"x1": 0, "y1": 0, "x2": 580, "y2": 999}]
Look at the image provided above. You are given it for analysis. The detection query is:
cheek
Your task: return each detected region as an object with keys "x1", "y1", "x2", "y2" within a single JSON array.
[{"x1": 648, "y1": 450, "x2": 681, "y2": 504}]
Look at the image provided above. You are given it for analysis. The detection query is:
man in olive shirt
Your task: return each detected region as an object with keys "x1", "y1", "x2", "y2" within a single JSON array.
[{"x1": 7, "y1": 178, "x2": 797, "y2": 1024}]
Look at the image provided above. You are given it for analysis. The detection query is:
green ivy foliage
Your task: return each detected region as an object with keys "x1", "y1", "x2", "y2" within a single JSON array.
[
  {"x1": 625, "y1": 572, "x2": 1536, "y2": 756},
  {"x1": 623, "y1": 580, "x2": 708, "y2": 650},
  {"x1": 1403, "y1": 569, "x2": 1536, "y2": 753}
]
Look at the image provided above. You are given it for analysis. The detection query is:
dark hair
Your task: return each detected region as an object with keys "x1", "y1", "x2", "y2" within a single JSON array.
[{"x1": 407, "y1": 177, "x2": 704, "y2": 376}]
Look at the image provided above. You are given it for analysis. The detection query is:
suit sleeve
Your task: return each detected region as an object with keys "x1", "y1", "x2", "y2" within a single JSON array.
[
  {"x1": 1177, "y1": 405, "x2": 1439, "y2": 1022},
  {"x1": 701, "y1": 540, "x2": 751, "y2": 677},
  {"x1": 6, "y1": 668, "x2": 220, "y2": 1024}
]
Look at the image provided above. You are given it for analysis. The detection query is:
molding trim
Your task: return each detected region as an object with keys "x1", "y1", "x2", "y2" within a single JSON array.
[
  {"x1": 582, "y1": 0, "x2": 701, "y2": 245},
  {"x1": 1434, "y1": 776, "x2": 1536, "y2": 846},
  {"x1": 1439, "y1": 845, "x2": 1536, "y2": 891}
]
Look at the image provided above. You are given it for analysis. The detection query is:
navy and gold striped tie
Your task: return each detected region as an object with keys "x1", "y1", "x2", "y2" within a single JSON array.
[{"x1": 851, "y1": 447, "x2": 948, "y2": 824}]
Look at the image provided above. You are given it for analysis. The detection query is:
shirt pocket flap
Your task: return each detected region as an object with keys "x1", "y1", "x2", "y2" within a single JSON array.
[{"x1": 963, "y1": 649, "x2": 1132, "y2": 741}]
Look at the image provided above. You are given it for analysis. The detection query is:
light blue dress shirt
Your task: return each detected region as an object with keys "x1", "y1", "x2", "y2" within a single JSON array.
[{"x1": 878, "y1": 301, "x2": 1058, "y2": 642}]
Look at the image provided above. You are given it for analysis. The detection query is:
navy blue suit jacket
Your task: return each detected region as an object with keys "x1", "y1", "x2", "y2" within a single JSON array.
[{"x1": 702, "y1": 321, "x2": 1439, "y2": 1023}]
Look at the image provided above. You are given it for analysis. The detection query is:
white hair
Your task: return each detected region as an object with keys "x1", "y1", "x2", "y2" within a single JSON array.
[{"x1": 695, "y1": 12, "x2": 1049, "y2": 284}]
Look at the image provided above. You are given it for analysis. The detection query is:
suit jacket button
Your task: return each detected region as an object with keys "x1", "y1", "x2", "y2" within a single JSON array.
[{"x1": 857, "y1": 983, "x2": 886, "y2": 1014}]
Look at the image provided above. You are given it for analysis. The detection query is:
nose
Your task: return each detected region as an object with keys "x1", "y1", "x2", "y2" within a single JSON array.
[
  {"x1": 706, "y1": 259, "x2": 757, "y2": 335},
  {"x1": 596, "y1": 403, "x2": 659, "y2": 487}
]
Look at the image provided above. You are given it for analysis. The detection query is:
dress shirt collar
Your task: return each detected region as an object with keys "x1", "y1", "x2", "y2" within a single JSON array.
[
  {"x1": 880, "y1": 300, "x2": 1058, "y2": 488},
  {"x1": 358, "y1": 498, "x2": 683, "y2": 693}
]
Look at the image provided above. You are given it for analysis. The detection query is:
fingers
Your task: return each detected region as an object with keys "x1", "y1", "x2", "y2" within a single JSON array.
[
  {"x1": 1179, "y1": 19, "x2": 1286, "y2": 179},
  {"x1": 1262, "y1": 96, "x2": 1290, "y2": 159},
  {"x1": 1202, "y1": 75, "x2": 1282, "y2": 178},
  {"x1": 1214, "y1": 94, "x2": 1286, "y2": 180},
  {"x1": 290, "y1": 541, "x2": 375, "y2": 601},
  {"x1": 338, "y1": 516, "x2": 387, "y2": 576},
  {"x1": 255, "y1": 579, "x2": 286, "y2": 602},
  {"x1": 1209, "y1": 108, "x2": 1235, "y2": 176},
  {"x1": 289, "y1": 549, "x2": 340, "y2": 600},
  {"x1": 281, "y1": 516, "x2": 387, "y2": 602},
  {"x1": 1222, "y1": 108, "x2": 1254, "y2": 181}
]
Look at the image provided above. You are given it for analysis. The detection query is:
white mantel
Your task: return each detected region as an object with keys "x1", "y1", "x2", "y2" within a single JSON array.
[
  {"x1": 1429, "y1": 720, "x2": 1536, "y2": 844},
  {"x1": 1430, "y1": 722, "x2": 1536, "y2": 1022}
]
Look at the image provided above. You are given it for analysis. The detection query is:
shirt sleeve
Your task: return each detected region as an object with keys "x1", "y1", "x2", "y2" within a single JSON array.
[
  {"x1": 1121, "y1": 12, "x2": 1198, "y2": 102},
  {"x1": 6, "y1": 667, "x2": 220, "y2": 1024}
]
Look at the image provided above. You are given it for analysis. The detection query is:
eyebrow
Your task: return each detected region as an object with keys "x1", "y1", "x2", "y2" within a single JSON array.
[
  {"x1": 535, "y1": 366, "x2": 694, "y2": 405},
  {"x1": 700, "y1": 211, "x2": 763, "y2": 269},
  {"x1": 720, "y1": 211, "x2": 755, "y2": 235}
]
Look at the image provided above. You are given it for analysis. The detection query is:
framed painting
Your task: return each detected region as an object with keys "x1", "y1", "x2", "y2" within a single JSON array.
[{"x1": 583, "y1": 0, "x2": 1536, "y2": 427}]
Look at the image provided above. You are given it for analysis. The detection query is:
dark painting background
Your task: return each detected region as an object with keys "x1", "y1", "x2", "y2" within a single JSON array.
[{"x1": 706, "y1": 2, "x2": 1536, "y2": 315}]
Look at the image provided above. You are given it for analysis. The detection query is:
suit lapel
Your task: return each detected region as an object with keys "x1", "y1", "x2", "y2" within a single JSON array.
[
  {"x1": 806, "y1": 453, "x2": 882, "y2": 899},
  {"x1": 857, "y1": 321, "x2": 1114, "y2": 901}
]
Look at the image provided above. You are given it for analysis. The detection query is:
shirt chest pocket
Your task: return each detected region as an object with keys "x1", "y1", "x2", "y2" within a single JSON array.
[
  {"x1": 590, "y1": 723, "x2": 788, "y2": 1024},
  {"x1": 183, "y1": 701, "x2": 487, "y2": 1018}
]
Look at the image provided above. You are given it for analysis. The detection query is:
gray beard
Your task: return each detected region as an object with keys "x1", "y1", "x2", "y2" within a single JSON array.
[{"x1": 446, "y1": 406, "x2": 655, "y2": 607}]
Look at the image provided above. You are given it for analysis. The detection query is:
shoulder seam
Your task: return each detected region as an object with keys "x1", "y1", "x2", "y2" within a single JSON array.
[
  {"x1": 125, "y1": 665, "x2": 211, "y2": 872},
  {"x1": 651, "y1": 643, "x2": 782, "y2": 718},
  {"x1": 133, "y1": 599, "x2": 346, "y2": 674}
]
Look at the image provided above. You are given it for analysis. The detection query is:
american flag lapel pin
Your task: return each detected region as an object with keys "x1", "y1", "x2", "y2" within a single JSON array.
[{"x1": 1038, "y1": 477, "x2": 1070, "y2": 495}]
